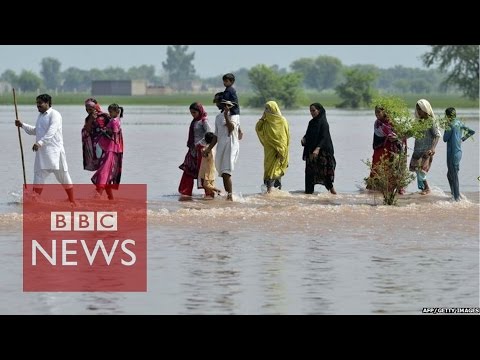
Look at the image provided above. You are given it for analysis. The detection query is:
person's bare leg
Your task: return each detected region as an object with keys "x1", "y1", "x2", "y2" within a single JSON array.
[
  {"x1": 202, "y1": 180, "x2": 215, "y2": 198},
  {"x1": 266, "y1": 179, "x2": 274, "y2": 193},
  {"x1": 326, "y1": 180, "x2": 336, "y2": 195},
  {"x1": 29, "y1": 187, "x2": 43, "y2": 202},
  {"x1": 65, "y1": 187, "x2": 76, "y2": 205},
  {"x1": 105, "y1": 186, "x2": 114, "y2": 200},
  {"x1": 95, "y1": 186, "x2": 104, "y2": 198},
  {"x1": 222, "y1": 173, "x2": 233, "y2": 200},
  {"x1": 421, "y1": 180, "x2": 431, "y2": 195}
]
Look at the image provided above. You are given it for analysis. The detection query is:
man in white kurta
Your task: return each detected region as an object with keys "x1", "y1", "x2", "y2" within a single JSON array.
[
  {"x1": 16, "y1": 94, "x2": 75, "y2": 204},
  {"x1": 204, "y1": 93, "x2": 240, "y2": 200}
]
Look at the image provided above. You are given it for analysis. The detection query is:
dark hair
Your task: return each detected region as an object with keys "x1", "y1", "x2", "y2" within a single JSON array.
[
  {"x1": 222, "y1": 73, "x2": 235, "y2": 83},
  {"x1": 36, "y1": 94, "x2": 52, "y2": 106},
  {"x1": 189, "y1": 102, "x2": 202, "y2": 112},
  {"x1": 205, "y1": 132, "x2": 214, "y2": 144},
  {"x1": 445, "y1": 107, "x2": 456, "y2": 118},
  {"x1": 213, "y1": 92, "x2": 224, "y2": 103},
  {"x1": 108, "y1": 103, "x2": 124, "y2": 118}
]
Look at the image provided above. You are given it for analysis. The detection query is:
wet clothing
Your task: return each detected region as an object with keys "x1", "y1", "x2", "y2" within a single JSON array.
[
  {"x1": 179, "y1": 104, "x2": 211, "y2": 196},
  {"x1": 443, "y1": 117, "x2": 475, "y2": 200},
  {"x1": 21, "y1": 107, "x2": 73, "y2": 188},
  {"x1": 409, "y1": 99, "x2": 440, "y2": 190},
  {"x1": 214, "y1": 111, "x2": 240, "y2": 176},
  {"x1": 91, "y1": 117, "x2": 124, "y2": 190},
  {"x1": 255, "y1": 101, "x2": 290, "y2": 188},
  {"x1": 82, "y1": 112, "x2": 109, "y2": 171},
  {"x1": 302, "y1": 104, "x2": 335, "y2": 193}
]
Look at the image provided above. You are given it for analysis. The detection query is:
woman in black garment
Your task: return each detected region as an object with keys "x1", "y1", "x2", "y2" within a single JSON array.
[{"x1": 301, "y1": 103, "x2": 337, "y2": 195}]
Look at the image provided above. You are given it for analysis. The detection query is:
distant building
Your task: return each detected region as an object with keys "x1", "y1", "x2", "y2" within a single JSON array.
[{"x1": 92, "y1": 80, "x2": 147, "y2": 96}]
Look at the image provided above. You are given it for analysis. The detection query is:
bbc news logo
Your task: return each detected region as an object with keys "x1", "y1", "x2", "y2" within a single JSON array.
[{"x1": 23, "y1": 184, "x2": 147, "y2": 292}]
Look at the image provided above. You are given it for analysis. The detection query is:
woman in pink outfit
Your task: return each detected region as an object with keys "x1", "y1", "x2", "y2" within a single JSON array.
[
  {"x1": 91, "y1": 103, "x2": 124, "y2": 200},
  {"x1": 82, "y1": 97, "x2": 109, "y2": 171},
  {"x1": 178, "y1": 102, "x2": 212, "y2": 197}
]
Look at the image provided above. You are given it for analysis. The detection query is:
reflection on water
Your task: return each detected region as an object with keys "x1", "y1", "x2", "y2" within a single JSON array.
[{"x1": 1, "y1": 188, "x2": 477, "y2": 314}]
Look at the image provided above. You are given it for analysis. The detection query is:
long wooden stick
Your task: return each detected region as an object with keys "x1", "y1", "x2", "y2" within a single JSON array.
[{"x1": 13, "y1": 88, "x2": 27, "y2": 189}]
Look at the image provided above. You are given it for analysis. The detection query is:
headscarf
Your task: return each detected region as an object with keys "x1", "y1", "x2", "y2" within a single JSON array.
[
  {"x1": 187, "y1": 102, "x2": 208, "y2": 148},
  {"x1": 264, "y1": 100, "x2": 283, "y2": 119},
  {"x1": 84, "y1": 97, "x2": 103, "y2": 113},
  {"x1": 304, "y1": 103, "x2": 334, "y2": 156},
  {"x1": 255, "y1": 101, "x2": 290, "y2": 179},
  {"x1": 256, "y1": 101, "x2": 290, "y2": 157},
  {"x1": 374, "y1": 113, "x2": 395, "y2": 138},
  {"x1": 311, "y1": 103, "x2": 326, "y2": 118},
  {"x1": 415, "y1": 99, "x2": 436, "y2": 120}
]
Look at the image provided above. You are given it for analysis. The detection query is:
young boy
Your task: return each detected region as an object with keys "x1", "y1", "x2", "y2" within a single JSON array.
[
  {"x1": 443, "y1": 107, "x2": 475, "y2": 201},
  {"x1": 199, "y1": 132, "x2": 222, "y2": 199},
  {"x1": 222, "y1": 73, "x2": 243, "y2": 140}
]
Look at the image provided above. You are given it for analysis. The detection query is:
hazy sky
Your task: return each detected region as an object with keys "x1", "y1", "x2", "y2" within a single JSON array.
[{"x1": 0, "y1": 45, "x2": 431, "y2": 78}]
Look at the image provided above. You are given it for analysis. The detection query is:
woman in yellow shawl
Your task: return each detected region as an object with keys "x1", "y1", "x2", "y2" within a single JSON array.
[{"x1": 255, "y1": 101, "x2": 290, "y2": 193}]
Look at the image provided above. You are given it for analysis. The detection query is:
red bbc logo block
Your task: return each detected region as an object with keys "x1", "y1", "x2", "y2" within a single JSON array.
[{"x1": 23, "y1": 184, "x2": 147, "y2": 292}]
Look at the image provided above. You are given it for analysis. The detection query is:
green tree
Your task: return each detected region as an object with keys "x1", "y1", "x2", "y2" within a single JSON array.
[
  {"x1": 40, "y1": 57, "x2": 61, "y2": 90},
  {"x1": 409, "y1": 78, "x2": 432, "y2": 93},
  {"x1": 127, "y1": 65, "x2": 156, "y2": 82},
  {"x1": 248, "y1": 65, "x2": 303, "y2": 109},
  {"x1": 278, "y1": 72, "x2": 303, "y2": 108},
  {"x1": 290, "y1": 58, "x2": 316, "y2": 88},
  {"x1": 89, "y1": 68, "x2": 107, "y2": 81},
  {"x1": 102, "y1": 67, "x2": 129, "y2": 80},
  {"x1": 422, "y1": 45, "x2": 479, "y2": 99},
  {"x1": 248, "y1": 65, "x2": 281, "y2": 107},
  {"x1": 392, "y1": 79, "x2": 409, "y2": 94},
  {"x1": 335, "y1": 68, "x2": 378, "y2": 108},
  {"x1": 162, "y1": 45, "x2": 196, "y2": 91},
  {"x1": 290, "y1": 56, "x2": 342, "y2": 90},
  {"x1": 62, "y1": 67, "x2": 91, "y2": 92},
  {"x1": 376, "y1": 65, "x2": 446, "y2": 93},
  {"x1": 1, "y1": 70, "x2": 18, "y2": 87},
  {"x1": 314, "y1": 56, "x2": 343, "y2": 90},
  {"x1": 17, "y1": 70, "x2": 42, "y2": 92}
]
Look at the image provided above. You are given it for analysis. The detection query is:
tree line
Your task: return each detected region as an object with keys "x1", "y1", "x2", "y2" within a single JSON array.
[{"x1": 1, "y1": 45, "x2": 477, "y2": 108}]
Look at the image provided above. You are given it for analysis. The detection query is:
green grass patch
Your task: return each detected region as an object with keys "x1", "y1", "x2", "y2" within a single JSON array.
[{"x1": 1, "y1": 91, "x2": 477, "y2": 109}]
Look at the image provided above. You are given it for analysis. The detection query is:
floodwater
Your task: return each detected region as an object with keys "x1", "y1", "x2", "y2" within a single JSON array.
[{"x1": 0, "y1": 104, "x2": 478, "y2": 314}]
